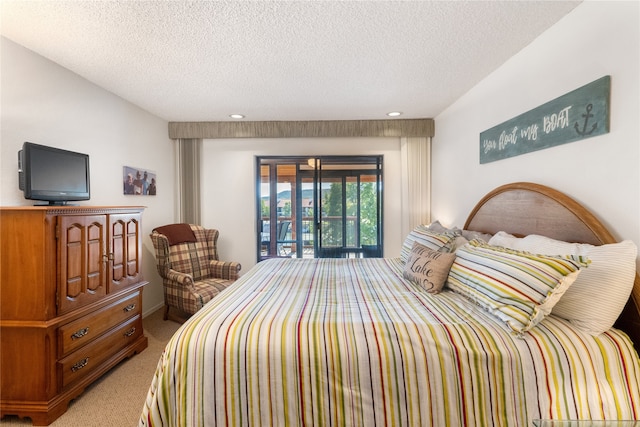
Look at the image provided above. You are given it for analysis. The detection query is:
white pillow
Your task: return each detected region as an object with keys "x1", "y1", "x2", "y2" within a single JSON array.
[
  {"x1": 489, "y1": 232, "x2": 638, "y2": 335},
  {"x1": 488, "y1": 231, "x2": 521, "y2": 248}
]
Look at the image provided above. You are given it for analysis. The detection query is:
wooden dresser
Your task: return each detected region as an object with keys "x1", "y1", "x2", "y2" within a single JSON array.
[{"x1": 0, "y1": 206, "x2": 149, "y2": 425}]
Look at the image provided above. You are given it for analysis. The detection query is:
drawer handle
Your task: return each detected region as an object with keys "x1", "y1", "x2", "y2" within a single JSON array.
[
  {"x1": 123, "y1": 327, "x2": 136, "y2": 337},
  {"x1": 71, "y1": 327, "x2": 89, "y2": 340},
  {"x1": 71, "y1": 357, "x2": 89, "y2": 372},
  {"x1": 123, "y1": 304, "x2": 136, "y2": 312}
]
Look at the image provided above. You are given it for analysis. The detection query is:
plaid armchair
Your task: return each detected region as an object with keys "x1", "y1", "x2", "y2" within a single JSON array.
[{"x1": 150, "y1": 224, "x2": 241, "y2": 320}]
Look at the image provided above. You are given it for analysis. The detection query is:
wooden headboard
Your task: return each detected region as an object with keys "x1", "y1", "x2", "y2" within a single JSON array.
[{"x1": 463, "y1": 182, "x2": 640, "y2": 349}]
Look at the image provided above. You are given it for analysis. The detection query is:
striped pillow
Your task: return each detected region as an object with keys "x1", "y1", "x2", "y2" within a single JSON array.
[
  {"x1": 489, "y1": 232, "x2": 637, "y2": 335},
  {"x1": 447, "y1": 239, "x2": 586, "y2": 334},
  {"x1": 400, "y1": 225, "x2": 457, "y2": 264}
]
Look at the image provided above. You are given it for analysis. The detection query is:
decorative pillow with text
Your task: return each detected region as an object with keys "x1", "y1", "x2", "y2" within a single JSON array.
[{"x1": 403, "y1": 242, "x2": 456, "y2": 294}]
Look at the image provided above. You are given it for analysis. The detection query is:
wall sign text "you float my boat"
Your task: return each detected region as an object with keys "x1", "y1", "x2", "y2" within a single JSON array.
[{"x1": 479, "y1": 76, "x2": 610, "y2": 164}]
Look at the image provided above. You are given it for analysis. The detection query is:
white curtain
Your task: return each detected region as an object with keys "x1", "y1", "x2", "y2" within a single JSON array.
[
  {"x1": 176, "y1": 138, "x2": 202, "y2": 224},
  {"x1": 400, "y1": 136, "x2": 432, "y2": 239}
]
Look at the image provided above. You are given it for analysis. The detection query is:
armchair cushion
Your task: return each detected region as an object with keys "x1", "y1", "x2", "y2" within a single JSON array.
[
  {"x1": 168, "y1": 241, "x2": 209, "y2": 281},
  {"x1": 165, "y1": 278, "x2": 230, "y2": 316}
]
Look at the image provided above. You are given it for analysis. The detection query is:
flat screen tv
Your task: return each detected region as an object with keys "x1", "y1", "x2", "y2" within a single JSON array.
[{"x1": 18, "y1": 142, "x2": 90, "y2": 205}]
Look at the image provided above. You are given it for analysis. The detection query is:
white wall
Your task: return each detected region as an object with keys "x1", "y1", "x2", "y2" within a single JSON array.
[
  {"x1": 201, "y1": 138, "x2": 403, "y2": 272},
  {"x1": 1, "y1": 37, "x2": 174, "y2": 315},
  {"x1": 432, "y1": 2, "x2": 639, "y2": 270}
]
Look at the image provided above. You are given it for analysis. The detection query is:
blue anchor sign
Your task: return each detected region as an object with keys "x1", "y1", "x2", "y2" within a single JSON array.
[
  {"x1": 480, "y1": 76, "x2": 610, "y2": 164},
  {"x1": 575, "y1": 104, "x2": 597, "y2": 136}
]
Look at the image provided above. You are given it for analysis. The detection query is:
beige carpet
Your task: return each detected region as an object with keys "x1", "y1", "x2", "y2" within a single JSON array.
[{"x1": 1, "y1": 308, "x2": 181, "y2": 427}]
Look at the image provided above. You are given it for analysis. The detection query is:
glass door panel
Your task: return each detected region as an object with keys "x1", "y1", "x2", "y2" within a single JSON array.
[
  {"x1": 345, "y1": 176, "x2": 358, "y2": 248},
  {"x1": 317, "y1": 158, "x2": 381, "y2": 258},
  {"x1": 257, "y1": 156, "x2": 382, "y2": 261},
  {"x1": 299, "y1": 175, "x2": 315, "y2": 257},
  {"x1": 259, "y1": 164, "x2": 272, "y2": 258},
  {"x1": 319, "y1": 174, "x2": 343, "y2": 256},
  {"x1": 258, "y1": 162, "x2": 298, "y2": 259},
  {"x1": 276, "y1": 164, "x2": 296, "y2": 258},
  {"x1": 359, "y1": 174, "x2": 381, "y2": 257}
]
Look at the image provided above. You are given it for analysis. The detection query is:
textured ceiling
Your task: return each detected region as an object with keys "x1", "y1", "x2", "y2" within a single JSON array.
[{"x1": 1, "y1": 1, "x2": 581, "y2": 122}]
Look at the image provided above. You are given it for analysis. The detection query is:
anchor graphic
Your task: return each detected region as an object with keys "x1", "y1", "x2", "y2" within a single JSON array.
[{"x1": 574, "y1": 104, "x2": 597, "y2": 135}]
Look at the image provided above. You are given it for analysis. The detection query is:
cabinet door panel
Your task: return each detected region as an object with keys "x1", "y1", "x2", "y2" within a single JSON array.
[
  {"x1": 65, "y1": 226, "x2": 83, "y2": 298},
  {"x1": 110, "y1": 219, "x2": 125, "y2": 283},
  {"x1": 108, "y1": 213, "x2": 142, "y2": 293},
  {"x1": 86, "y1": 221, "x2": 104, "y2": 293},
  {"x1": 127, "y1": 226, "x2": 139, "y2": 277},
  {"x1": 58, "y1": 215, "x2": 107, "y2": 314}
]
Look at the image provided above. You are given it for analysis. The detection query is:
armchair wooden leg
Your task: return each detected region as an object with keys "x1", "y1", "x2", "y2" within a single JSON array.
[{"x1": 163, "y1": 304, "x2": 170, "y2": 320}]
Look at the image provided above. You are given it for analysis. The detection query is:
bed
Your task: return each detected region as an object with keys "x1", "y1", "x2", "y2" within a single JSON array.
[{"x1": 140, "y1": 182, "x2": 640, "y2": 426}]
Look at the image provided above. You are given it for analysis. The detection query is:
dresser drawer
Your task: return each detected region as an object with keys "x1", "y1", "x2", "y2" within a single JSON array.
[
  {"x1": 58, "y1": 291, "x2": 141, "y2": 357},
  {"x1": 58, "y1": 315, "x2": 143, "y2": 388}
]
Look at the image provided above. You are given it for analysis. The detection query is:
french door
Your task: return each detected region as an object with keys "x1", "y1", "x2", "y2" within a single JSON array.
[{"x1": 256, "y1": 156, "x2": 382, "y2": 261}]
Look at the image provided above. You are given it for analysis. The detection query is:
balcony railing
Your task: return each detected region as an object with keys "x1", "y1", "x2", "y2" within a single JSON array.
[{"x1": 260, "y1": 216, "x2": 380, "y2": 259}]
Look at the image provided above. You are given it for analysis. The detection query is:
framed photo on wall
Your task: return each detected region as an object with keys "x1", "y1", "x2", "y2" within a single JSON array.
[{"x1": 123, "y1": 166, "x2": 156, "y2": 195}]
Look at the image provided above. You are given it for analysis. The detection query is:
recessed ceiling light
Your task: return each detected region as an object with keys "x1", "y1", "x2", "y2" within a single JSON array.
[
  {"x1": 229, "y1": 114, "x2": 245, "y2": 119},
  {"x1": 387, "y1": 111, "x2": 402, "y2": 117}
]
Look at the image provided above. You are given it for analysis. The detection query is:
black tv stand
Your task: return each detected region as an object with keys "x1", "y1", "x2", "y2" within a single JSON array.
[{"x1": 33, "y1": 201, "x2": 78, "y2": 206}]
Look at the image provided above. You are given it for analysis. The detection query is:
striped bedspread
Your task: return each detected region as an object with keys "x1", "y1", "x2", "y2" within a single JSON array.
[{"x1": 140, "y1": 257, "x2": 640, "y2": 426}]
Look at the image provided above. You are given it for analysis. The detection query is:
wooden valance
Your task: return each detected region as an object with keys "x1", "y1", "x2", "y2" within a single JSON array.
[{"x1": 168, "y1": 119, "x2": 434, "y2": 139}]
